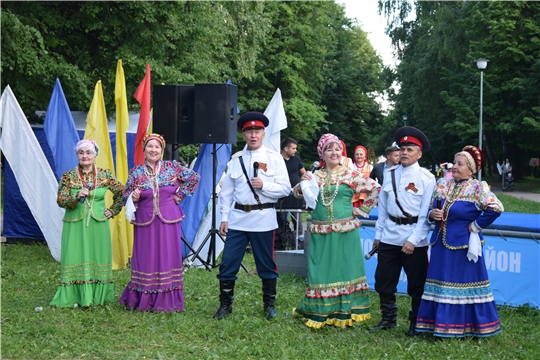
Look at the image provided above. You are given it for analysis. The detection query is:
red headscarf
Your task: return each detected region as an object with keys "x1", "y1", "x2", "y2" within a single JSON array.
[
  {"x1": 340, "y1": 140, "x2": 348, "y2": 157},
  {"x1": 354, "y1": 145, "x2": 368, "y2": 157}
]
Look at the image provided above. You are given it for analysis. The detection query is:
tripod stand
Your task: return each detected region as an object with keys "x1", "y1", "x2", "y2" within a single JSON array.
[{"x1": 184, "y1": 143, "x2": 248, "y2": 273}]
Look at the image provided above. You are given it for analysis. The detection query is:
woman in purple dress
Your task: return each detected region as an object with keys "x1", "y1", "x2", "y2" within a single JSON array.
[
  {"x1": 119, "y1": 134, "x2": 200, "y2": 312},
  {"x1": 416, "y1": 145, "x2": 504, "y2": 337}
]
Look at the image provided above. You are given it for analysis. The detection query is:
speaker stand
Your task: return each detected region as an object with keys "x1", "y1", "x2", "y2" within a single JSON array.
[
  {"x1": 184, "y1": 143, "x2": 249, "y2": 273},
  {"x1": 181, "y1": 235, "x2": 207, "y2": 266}
]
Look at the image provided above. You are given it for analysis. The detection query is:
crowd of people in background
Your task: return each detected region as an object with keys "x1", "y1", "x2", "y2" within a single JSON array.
[{"x1": 49, "y1": 112, "x2": 504, "y2": 339}]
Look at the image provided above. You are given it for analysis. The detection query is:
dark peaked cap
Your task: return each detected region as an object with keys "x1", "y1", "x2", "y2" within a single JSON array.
[
  {"x1": 237, "y1": 112, "x2": 269, "y2": 130},
  {"x1": 393, "y1": 126, "x2": 430, "y2": 152}
]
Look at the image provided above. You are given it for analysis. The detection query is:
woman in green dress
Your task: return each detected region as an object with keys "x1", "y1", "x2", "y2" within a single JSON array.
[
  {"x1": 51, "y1": 139, "x2": 124, "y2": 308},
  {"x1": 292, "y1": 133, "x2": 380, "y2": 329}
]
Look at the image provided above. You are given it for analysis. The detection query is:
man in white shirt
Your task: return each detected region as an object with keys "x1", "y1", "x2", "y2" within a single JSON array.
[
  {"x1": 369, "y1": 126, "x2": 436, "y2": 337},
  {"x1": 213, "y1": 112, "x2": 291, "y2": 321}
]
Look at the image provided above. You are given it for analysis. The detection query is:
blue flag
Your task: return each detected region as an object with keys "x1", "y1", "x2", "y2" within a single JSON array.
[
  {"x1": 44, "y1": 78, "x2": 80, "y2": 180},
  {"x1": 181, "y1": 143, "x2": 232, "y2": 257}
]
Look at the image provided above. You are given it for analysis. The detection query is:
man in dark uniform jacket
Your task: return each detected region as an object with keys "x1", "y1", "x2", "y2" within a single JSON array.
[
  {"x1": 369, "y1": 127, "x2": 436, "y2": 336},
  {"x1": 370, "y1": 146, "x2": 400, "y2": 184}
]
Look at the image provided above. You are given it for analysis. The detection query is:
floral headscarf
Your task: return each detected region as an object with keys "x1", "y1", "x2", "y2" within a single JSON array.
[
  {"x1": 317, "y1": 133, "x2": 341, "y2": 159},
  {"x1": 143, "y1": 133, "x2": 166, "y2": 149},
  {"x1": 75, "y1": 139, "x2": 99, "y2": 156}
]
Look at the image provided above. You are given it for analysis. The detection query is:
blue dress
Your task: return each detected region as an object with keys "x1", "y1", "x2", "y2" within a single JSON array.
[{"x1": 416, "y1": 178, "x2": 504, "y2": 337}]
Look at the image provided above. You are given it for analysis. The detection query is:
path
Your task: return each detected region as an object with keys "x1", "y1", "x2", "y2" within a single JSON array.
[{"x1": 490, "y1": 185, "x2": 540, "y2": 203}]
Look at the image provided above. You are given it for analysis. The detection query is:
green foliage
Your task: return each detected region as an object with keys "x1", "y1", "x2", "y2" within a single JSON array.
[
  {"x1": 1, "y1": 1, "x2": 270, "y2": 114},
  {"x1": 2, "y1": 243, "x2": 540, "y2": 359},
  {"x1": 1, "y1": 1, "x2": 385, "y2": 157},
  {"x1": 379, "y1": 0, "x2": 540, "y2": 178}
]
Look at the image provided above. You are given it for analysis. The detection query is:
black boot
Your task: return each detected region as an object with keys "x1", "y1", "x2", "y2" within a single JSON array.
[
  {"x1": 407, "y1": 301, "x2": 420, "y2": 337},
  {"x1": 262, "y1": 278, "x2": 277, "y2": 320},
  {"x1": 213, "y1": 280, "x2": 235, "y2": 319},
  {"x1": 407, "y1": 319, "x2": 419, "y2": 337},
  {"x1": 369, "y1": 298, "x2": 397, "y2": 333}
]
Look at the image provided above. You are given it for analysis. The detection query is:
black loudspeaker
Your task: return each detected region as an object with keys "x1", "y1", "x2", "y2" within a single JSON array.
[
  {"x1": 153, "y1": 85, "x2": 195, "y2": 145},
  {"x1": 193, "y1": 84, "x2": 238, "y2": 144}
]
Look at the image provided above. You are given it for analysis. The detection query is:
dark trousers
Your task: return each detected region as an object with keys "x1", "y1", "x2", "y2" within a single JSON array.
[
  {"x1": 218, "y1": 229, "x2": 278, "y2": 281},
  {"x1": 374, "y1": 242, "x2": 428, "y2": 309}
]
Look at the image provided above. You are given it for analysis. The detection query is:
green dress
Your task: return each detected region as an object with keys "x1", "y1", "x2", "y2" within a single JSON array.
[
  {"x1": 293, "y1": 166, "x2": 380, "y2": 328},
  {"x1": 50, "y1": 166, "x2": 123, "y2": 308}
]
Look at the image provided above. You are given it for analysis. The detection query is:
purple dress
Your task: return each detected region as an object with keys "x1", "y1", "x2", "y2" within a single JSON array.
[{"x1": 119, "y1": 160, "x2": 200, "y2": 312}]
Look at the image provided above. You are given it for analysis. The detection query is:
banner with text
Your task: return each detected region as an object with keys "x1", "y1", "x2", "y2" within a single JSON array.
[{"x1": 359, "y1": 226, "x2": 540, "y2": 307}]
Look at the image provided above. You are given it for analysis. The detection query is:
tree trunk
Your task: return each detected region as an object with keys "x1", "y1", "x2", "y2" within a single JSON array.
[
  {"x1": 513, "y1": 145, "x2": 524, "y2": 181},
  {"x1": 484, "y1": 132, "x2": 497, "y2": 177}
]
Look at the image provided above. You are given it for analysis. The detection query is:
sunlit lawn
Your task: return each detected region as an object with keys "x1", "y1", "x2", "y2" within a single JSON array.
[
  {"x1": 2, "y1": 243, "x2": 540, "y2": 359},
  {"x1": 2, "y1": 174, "x2": 538, "y2": 359}
]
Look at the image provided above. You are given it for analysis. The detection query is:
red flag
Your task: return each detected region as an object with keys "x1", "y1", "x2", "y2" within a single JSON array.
[{"x1": 133, "y1": 64, "x2": 151, "y2": 165}]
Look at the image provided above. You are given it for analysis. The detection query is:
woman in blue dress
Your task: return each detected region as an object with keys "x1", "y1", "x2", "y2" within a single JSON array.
[{"x1": 416, "y1": 145, "x2": 504, "y2": 338}]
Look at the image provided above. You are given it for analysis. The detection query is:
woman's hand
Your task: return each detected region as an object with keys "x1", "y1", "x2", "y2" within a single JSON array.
[
  {"x1": 132, "y1": 188, "x2": 141, "y2": 202},
  {"x1": 430, "y1": 208, "x2": 443, "y2": 221},
  {"x1": 78, "y1": 187, "x2": 90, "y2": 201},
  {"x1": 301, "y1": 172, "x2": 312, "y2": 181},
  {"x1": 104, "y1": 209, "x2": 113, "y2": 219}
]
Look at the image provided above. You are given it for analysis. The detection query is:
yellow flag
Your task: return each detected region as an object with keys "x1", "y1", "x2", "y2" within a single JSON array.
[
  {"x1": 84, "y1": 81, "x2": 116, "y2": 266},
  {"x1": 84, "y1": 80, "x2": 114, "y2": 171},
  {"x1": 148, "y1": 108, "x2": 153, "y2": 134},
  {"x1": 110, "y1": 60, "x2": 134, "y2": 270}
]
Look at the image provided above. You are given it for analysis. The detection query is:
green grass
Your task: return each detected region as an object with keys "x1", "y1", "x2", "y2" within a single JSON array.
[
  {"x1": 2, "y1": 243, "x2": 540, "y2": 359},
  {"x1": 512, "y1": 176, "x2": 540, "y2": 194},
  {"x1": 496, "y1": 193, "x2": 540, "y2": 214},
  {"x1": 484, "y1": 175, "x2": 540, "y2": 194}
]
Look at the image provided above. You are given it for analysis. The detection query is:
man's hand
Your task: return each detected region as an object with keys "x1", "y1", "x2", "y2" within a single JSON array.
[
  {"x1": 401, "y1": 241, "x2": 415, "y2": 255},
  {"x1": 219, "y1": 221, "x2": 229, "y2": 236},
  {"x1": 251, "y1": 177, "x2": 263, "y2": 189},
  {"x1": 373, "y1": 239, "x2": 380, "y2": 250}
]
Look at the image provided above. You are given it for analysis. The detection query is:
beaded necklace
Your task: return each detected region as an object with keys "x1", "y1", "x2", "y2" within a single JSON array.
[
  {"x1": 77, "y1": 165, "x2": 98, "y2": 226},
  {"x1": 430, "y1": 178, "x2": 469, "y2": 246},
  {"x1": 320, "y1": 169, "x2": 340, "y2": 207},
  {"x1": 77, "y1": 165, "x2": 98, "y2": 191},
  {"x1": 355, "y1": 161, "x2": 366, "y2": 171},
  {"x1": 144, "y1": 161, "x2": 162, "y2": 210}
]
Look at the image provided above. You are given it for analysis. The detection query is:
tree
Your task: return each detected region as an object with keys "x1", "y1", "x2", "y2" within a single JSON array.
[
  {"x1": 379, "y1": 0, "x2": 540, "y2": 178},
  {"x1": 236, "y1": 1, "x2": 385, "y2": 161},
  {"x1": 1, "y1": 1, "x2": 269, "y2": 113},
  {"x1": 2, "y1": 1, "x2": 387, "y2": 166}
]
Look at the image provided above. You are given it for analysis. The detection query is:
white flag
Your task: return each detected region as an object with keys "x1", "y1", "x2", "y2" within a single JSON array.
[
  {"x1": 263, "y1": 88, "x2": 287, "y2": 153},
  {"x1": 0, "y1": 86, "x2": 63, "y2": 261}
]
